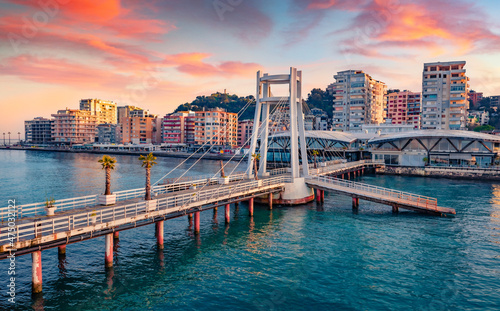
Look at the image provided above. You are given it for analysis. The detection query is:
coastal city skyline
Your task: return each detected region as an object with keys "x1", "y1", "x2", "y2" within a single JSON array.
[{"x1": 2, "y1": 0, "x2": 500, "y2": 135}]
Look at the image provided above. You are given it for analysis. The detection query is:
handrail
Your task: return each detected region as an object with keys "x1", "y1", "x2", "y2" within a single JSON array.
[
  {"x1": 306, "y1": 175, "x2": 438, "y2": 210},
  {"x1": 0, "y1": 175, "x2": 291, "y2": 246}
]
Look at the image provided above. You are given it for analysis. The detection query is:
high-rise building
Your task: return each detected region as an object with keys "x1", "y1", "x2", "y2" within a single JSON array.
[
  {"x1": 421, "y1": 61, "x2": 469, "y2": 130},
  {"x1": 51, "y1": 109, "x2": 97, "y2": 144},
  {"x1": 385, "y1": 90, "x2": 421, "y2": 129},
  {"x1": 24, "y1": 117, "x2": 53, "y2": 144},
  {"x1": 328, "y1": 70, "x2": 387, "y2": 131},
  {"x1": 79, "y1": 99, "x2": 117, "y2": 125}
]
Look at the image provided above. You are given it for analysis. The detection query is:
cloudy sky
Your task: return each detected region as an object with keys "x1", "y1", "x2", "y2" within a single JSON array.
[{"x1": 1, "y1": 0, "x2": 500, "y2": 135}]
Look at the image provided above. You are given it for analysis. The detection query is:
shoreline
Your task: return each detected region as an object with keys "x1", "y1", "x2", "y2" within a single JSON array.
[{"x1": 0, "y1": 146, "x2": 246, "y2": 161}]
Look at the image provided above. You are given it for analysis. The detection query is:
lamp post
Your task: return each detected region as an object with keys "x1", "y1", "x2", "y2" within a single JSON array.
[
  {"x1": 18, "y1": 132, "x2": 21, "y2": 145},
  {"x1": 8, "y1": 132, "x2": 11, "y2": 146},
  {"x1": 2, "y1": 133, "x2": 5, "y2": 146}
]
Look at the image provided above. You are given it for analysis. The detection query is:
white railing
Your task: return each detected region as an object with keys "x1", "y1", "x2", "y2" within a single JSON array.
[
  {"x1": 0, "y1": 175, "x2": 291, "y2": 245},
  {"x1": 0, "y1": 195, "x2": 99, "y2": 221},
  {"x1": 307, "y1": 175, "x2": 438, "y2": 210},
  {"x1": 311, "y1": 159, "x2": 384, "y2": 176}
]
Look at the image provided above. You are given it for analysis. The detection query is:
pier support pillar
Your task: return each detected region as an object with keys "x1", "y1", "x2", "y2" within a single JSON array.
[
  {"x1": 352, "y1": 197, "x2": 359, "y2": 209},
  {"x1": 32, "y1": 251, "x2": 42, "y2": 294},
  {"x1": 194, "y1": 212, "x2": 200, "y2": 234},
  {"x1": 392, "y1": 205, "x2": 399, "y2": 213},
  {"x1": 268, "y1": 193, "x2": 273, "y2": 210},
  {"x1": 156, "y1": 221, "x2": 164, "y2": 249},
  {"x1": 347, "y1": 172, "x2": 350, "y2": 180},
  {"x1": 235, "y1": 202, "x2": 239, "y2": 211},
  {"x1": 188, "y1": 213, "x2": 193, "y2": 220},
  {"x1": 316, "y1": 189, "x2": 321, "y2": 203},
  {"x1": 213, "y1": 206, "x2": 218, "y2": 217},
  {"x1": 321, "y1": 190, "x2": 325, "y2": 203},
  {"x1": 225, "y1": 204, "x2": 230, "y2": 223},
  {"x1": 105, "y1": 233, "x2": 113, "y2": 268},
  {"x1": 249, "y1": 198, "x2": 254, "y2": 216},
  {"x1": 58, "y1": 245, "x2": 66, "y2": 257},
  {"x1": 113, "y1": 231, "x2": 119, "y2": 239},
  {"x1": 341, "y1": 174, "x2": 344, "y2": 179}
]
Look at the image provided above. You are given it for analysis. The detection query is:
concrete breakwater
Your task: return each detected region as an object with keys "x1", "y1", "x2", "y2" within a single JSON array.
[
  {"x1": 0, "y1": 146, "x2": 245, "y2": 161},
  {"x1": 377, "y1": 165, "x2": 500, "y2": 181}
]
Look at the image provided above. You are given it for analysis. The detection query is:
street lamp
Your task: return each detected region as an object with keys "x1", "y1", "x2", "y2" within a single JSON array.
[
  {"x1": 2, "y1": 133, "x2": 5, "y2": 146},
  {"x1": 8, "y1": 132, "x2": 11, "y2": 146},
  {"x1": 18, "y1": 132, "x2": 21, "y2": 145}
]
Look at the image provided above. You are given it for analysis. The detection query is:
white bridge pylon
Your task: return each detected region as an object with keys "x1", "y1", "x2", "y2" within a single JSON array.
[{"x1": 247, "y1": 67, "x2": 309, "y2": 180}]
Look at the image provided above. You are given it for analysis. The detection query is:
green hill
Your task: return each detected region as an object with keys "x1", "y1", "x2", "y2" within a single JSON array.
[{"x1": 174, "y1": 92, "x2": 256, "y2": 120}]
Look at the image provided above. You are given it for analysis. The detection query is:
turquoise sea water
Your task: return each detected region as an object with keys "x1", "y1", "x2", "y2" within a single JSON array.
[{"x1": 0, "y1": 150, "x2": 499, "y2": 310}]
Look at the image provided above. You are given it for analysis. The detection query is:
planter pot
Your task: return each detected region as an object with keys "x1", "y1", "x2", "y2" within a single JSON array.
[
  {"x1": 146, "y1": 199, "x2": 158, "y2": 212},
  {"x1": 218, "y1": 177, "x2": 230, "y2": 185},
  {"x1": 46, "y1": 206, "x2": 56, "y2": 216},
  {"x1": 91, "y1": 216, "x2": 97, "y2": 225},
  {"x1": 257, "y1": 180, "x2": 263, "y2": 187},
  {"x1": 320, "y1": 162, "x2": 327, "y2": 167},
  {"x1": 192, "y1": 185, "x2": 197, "y2": 190},
  {"x1": 99, "y1": 194, "x2": 116, "y2": 206}
]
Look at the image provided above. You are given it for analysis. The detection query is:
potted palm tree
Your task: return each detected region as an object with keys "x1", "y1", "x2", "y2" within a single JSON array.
[
  {"x1": 45, "y1": 196, "x2": 56, "y2": 216},
  {"x1": 251, "y1": 153, "x2": 260, "y2": 180},
  {"x1": 98, "y1": 155, "x2": 117, "y2": 206},
  {"x1": 312, "y1": 150, "x2": 319, "y2": 169},
  {"x1": 139, "y1": 153, "x2": 158, "y2": 211}
]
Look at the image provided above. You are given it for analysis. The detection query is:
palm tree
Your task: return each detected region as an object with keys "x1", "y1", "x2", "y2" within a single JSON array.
[
  {"x1": 98, "y1": 155, "x2": 116, "y2": 195},
  {"x1": 312, "y1": 150, "x2": 319, "y2": 169},
  {"x1": 251, "y1": 153, "x2": 260, "y2": 180},
  {"x1": 139, "y1": 153, "x2": 157, "y2": 200}
]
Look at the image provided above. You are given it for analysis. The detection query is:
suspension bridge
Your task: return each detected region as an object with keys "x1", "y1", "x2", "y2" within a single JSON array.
[{"x1": 0, "y1": 68, "x2": 455, "y2": 294}]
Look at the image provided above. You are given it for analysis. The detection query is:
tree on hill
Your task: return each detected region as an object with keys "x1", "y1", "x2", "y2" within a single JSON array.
[
  {"x1": 174, "y1": 92, "x2": 256, "y2": 120},
  {"x1": 305, "y1": 88, "x2": 334, "y2": 117}
]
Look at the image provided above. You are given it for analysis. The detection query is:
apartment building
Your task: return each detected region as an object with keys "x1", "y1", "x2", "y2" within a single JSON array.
[
  {"x1": 421, "y1": 61, "x2": 469, "y2": 130},
  {"x1": 51, "y1": 109, "x2": 97, "y2": 144},
  {"x1": 24, "y1": 117, "x2": 53, "y2": 144},
  {"x1": 97, "y1": 124, "x2": 119, "y2": 144},
  {"x1": 328, "y1": 70, "x2": 387, "y2": 131},
  {"x1": 80, "y1": 99, "x2": 117, "y2": 125},
  {"x1": 468, "y1": 90, "x2": 483, "y2": 108},
  {"x1": 121, "y1": 115, "x2": 160, "y2": 145},
  {"x1": 162, "y1": 111, "x2": 194, "y2": 145},
  {"x1": 385, "y1": 90, "x2": 421, "y2": 129},
  {"x1": 194, "y1": 109, "x2": 238, "y2": 146},
  {"x1": 238, "y1": 119, "x2": 254, "y2": 147}
]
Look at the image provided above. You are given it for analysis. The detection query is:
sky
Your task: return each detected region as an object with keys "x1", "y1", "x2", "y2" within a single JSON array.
[{"x1": 1, "y1": 0, "x2": 500, "y2": 136}]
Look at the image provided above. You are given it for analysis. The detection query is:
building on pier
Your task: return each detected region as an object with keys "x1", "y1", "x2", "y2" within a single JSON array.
[{"x1": 368, "y1": 130, "x2": 500, "y2": 167}]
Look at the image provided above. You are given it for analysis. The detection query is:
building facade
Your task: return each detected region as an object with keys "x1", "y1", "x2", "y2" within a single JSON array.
[
  {"x1": 385, "y1": 90, "x2": 421, "y2": 129},
  {"x1": 421, "y1": 61, "x2": 469, "y2": 130},
  {"x1": 238, "y1": 119, "x2": 254, "y2": 147},
  {"x1": 24, "y1": 117, "x2": 53, "y2": 144},
  {"x1": 80, "y1": 99, "x2": 117, "y2": 125},
  {"x1": 162, "y1": 112, "x2": 194, "y2": 145},
  {"x1": 51, "y1": 109, "x2": 97, "y2": 144},
  {"x1": 194, "y1": 109, "x2": 238, "y2": 146},
  {"x1": 97, "y1": 124, "x2": 119, "y2": 144},
  {"x1": 121, "y1": 116, "x2": 159, "y2": 145},
  {"x1": 328, "y1": 70, "x2": 387, "y2": 131},
  {"x1": 468, "y1": 90, "x2": 483, "y2": 108}
]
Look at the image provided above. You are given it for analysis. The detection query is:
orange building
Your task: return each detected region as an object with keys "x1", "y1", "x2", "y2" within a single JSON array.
[
  {"x1": 194, "y1": 109, "x2": 237, "y2": 146},
  {"x1": 386, "y1": 91, "x2": 421, "y2": 129},
  {"x1": 121, "y1": 115, "x2": 161, "y2": 144},
  {"x1": 51, "y1": 109, "x2": 97, "y2": 145}
]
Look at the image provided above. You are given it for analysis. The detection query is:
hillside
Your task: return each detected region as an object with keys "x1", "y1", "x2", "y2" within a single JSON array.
[
  {"x1": 173, "y1": 89, "x2": 334, "y2": 120},
  {"x1": 174, "y1": 92, "x2": 256, "y2": 120}
]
